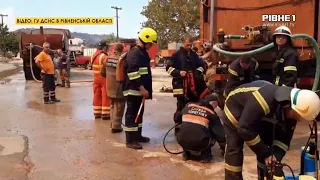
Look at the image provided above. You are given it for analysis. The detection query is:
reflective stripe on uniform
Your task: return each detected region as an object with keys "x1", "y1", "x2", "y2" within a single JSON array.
[
  {"x1": 228, "y1": 68, "x2": 238, "y2": 76},
  {"x1": 224, "y1": 105, "x2": 238, "y2": 127},
  {"x1": 278, "y1": 58, "x2": 284, "y2": 63},
  {"x1": 92, "y1": 54, "x2": 105, "y2": 75},
  {"x1": 188, "y1": 104, "x2": 214, "y2": 114},
  {"x1": 124, "y1": 123, "x2": 142, "y2": 132},
  {"x1": 273, "y1": 140, "x2": 289, "y2": 151},
  {"x1": 257, "y1": 161, "x2": 267, "y2": 169},
  {"x1": 173, "y1": 88, "x2": 184, "y2": 95},
  {"x1": 123, "y1": 90, "x2": 141, "y2": 96},
  {"x1": 182, "y1": 114, "x2": 209, "y2": 128},
  {"x1": 93, "y1": 106, "x2": 102, "y2": 114},
  {"x1": 139, "y1": 67, "x2": 148, "y2": 75},
  {"x1": 252, "y1": 91, "x2": 270, "y2": 115},
  {"x1": 245, "y1": 135, "x2": 261, "y2": 146},
  {"x1": 196, "y1": 67, "x2": 204, "y2": 73},
  {"x1": 167, "y1": 67, "x2": 175, "y2": 75},
  {"x1": 284, "y1": 66, "x2": 297, "y2": 71},
  {"x1": 128, "y1": 71, "x2": 140, "y2": 80},
  {"x1": 275, "y1": 76, "x2": 280, "y2": 85},
  {"x1": 226, "y1": 87, "x2": 260, "y2": 101},
  {"x1": 225, "y1": 163, "x2": 242, "y2": 172}
]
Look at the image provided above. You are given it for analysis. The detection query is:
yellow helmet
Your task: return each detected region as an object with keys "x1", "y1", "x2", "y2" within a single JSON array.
[{"x1": 138, "y1": 27, "x2": 157, "y2": 43}]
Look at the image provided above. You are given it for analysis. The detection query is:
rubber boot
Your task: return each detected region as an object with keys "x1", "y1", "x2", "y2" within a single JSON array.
[
  {"x1": 61, "y1": 80, "x2": 65, "y2": 87},
  {"x1": 137, "y1": 127, "x2": 150, "y2": 143},
  {"x1": 66, "y1": 80, "x2": 70, "y2": 88},
  {"x1": 182, "y1": 150, "x2": 190, "y2": 161},
  {"x1": 200, "y1": 149, "x2": 213, "y2": 163}
]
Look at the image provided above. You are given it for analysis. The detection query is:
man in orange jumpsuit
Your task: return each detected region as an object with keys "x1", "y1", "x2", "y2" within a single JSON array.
[{"x1": 91, "y1": 40, "x2": 110, "y2": 120}]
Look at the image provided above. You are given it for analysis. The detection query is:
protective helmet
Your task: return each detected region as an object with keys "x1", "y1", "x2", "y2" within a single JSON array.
[
  {"x1": 202, "y1": 42, "x2": 211, "y2": 50},
  {"x1": 98, "y1": 40, "x2": 108, "y2": 47},
  {"x1": 138, "y1": 27, "x2": 157, "y2": 43},
  {"x1": 290, "y1": 88, "x2": 320, "y2": 121},
  {"x1": 273, "y1": 26, "x2": 292, "y2": 37}
]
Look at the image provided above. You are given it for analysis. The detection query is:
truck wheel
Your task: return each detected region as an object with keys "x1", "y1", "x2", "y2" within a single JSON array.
[{"x1": 23, "y1": 65, "x2": 41, "y2": 81}]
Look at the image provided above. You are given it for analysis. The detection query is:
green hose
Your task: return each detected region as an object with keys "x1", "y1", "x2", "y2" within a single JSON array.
[{"x1": 213, "y1": 34, "x2": 320, "y2": 91}]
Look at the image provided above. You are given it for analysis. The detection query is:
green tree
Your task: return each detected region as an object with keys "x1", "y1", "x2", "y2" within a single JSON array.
[
  {"x1": 0, "y1": 24, "x2": 19, "y2": 57},
  {"x1": 141, "y1": 0, "x2": 200, "y2": 49}
]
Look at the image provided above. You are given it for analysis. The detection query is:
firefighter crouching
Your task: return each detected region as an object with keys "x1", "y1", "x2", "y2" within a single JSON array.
[
  {"x1": 101, "y1": 43, "x2": 125, "y2": 133},
  {"x1": 176, "y1": 94, "x2": 226, "y2": 163},
  {"x1": 57, "y1": 49, "x2": 70, "y2": 88},
  {"x1": 123, "y1": 27, "x2": 157, "y2": 150},
  {"x1": 166, "y1": 35, "x2": 209, "y2": 133},
  {"x1": 272, "y1": 25, "x2": 298, "y2": 87},
  {"x1": 224, "y1": 55, "x2": 260, "y2": 97},
  {"x1": 35, "y1": 42, "x2": 61, "y2": 104},
  {"x1": 91, "y1": 40, "x2": 111, "y2": 120},
  {"x1": 222, "y1": 80, "x2": 320, "y2": 180}
]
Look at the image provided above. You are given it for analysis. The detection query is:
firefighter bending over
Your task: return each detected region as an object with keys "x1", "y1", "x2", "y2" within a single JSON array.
[
  {"x1": 91, "y1": 40, "x2": 110, "y2": 120},
  {"x1": 166, "y1": 35, "x2": 209, "y2": 133},
  {"x1": 224, "y1": 55, "x2": 259, "y2": 97},
  {"x1": 222, "y1": 80, "x2": 320, "y2": 180},
  {"x1": 101, "y1": 43, "x2": 125, "y2": 133},
  {"x1": 272, "y1": 26, "x2": 298, "y2": 87},
  {"x1": 176, "y1": 94, "x2": 226, "y2": 163},
  {"x1": 123, "y1": 27, "x2": 157, "y2": 149}
]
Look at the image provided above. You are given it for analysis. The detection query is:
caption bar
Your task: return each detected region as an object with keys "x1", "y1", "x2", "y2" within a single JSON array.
[{"x1": 15, "y1": 17, "x2": 114, "y2": 25}]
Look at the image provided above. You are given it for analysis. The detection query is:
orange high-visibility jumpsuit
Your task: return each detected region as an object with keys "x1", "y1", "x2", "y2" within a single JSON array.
[{"x1": 91, "y1": 50, "x2": 111, "y2": 120}]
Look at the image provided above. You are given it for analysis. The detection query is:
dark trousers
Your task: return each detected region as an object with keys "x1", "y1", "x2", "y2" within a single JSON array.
[
  {"x1": 124, "y1": 95, "x2": 144, "y2": 143},
  {"x1": 42, "y1": 73, "x2": 56, "y2": 101},
  {"x1": 223, "y1": 106, "x2": 280, "y2": 180}
]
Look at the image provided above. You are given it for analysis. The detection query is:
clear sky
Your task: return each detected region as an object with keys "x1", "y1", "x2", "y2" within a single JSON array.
[{"x1": 0, "y1": 0, "x2": 149, "y2": 38}]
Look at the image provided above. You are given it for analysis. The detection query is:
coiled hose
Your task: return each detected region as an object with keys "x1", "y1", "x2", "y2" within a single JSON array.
[{"x1": 213, "y1": 34, "x2": 320, "y2": 91}]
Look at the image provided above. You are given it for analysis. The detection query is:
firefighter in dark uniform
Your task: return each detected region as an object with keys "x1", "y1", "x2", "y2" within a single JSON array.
[
  {"x1": 272, "y1": 25, "x2": 298, "y2": 87},
  {"x1": 177, "y1": 94, "x2": 226, "y2": 163},
  {"x1": 123, "y1": 27, "x2": 157, "y2": 150},
  {"x1": 222, "y1": 80, "x2": 320, "y2": 180},
  {"x1": 166, "y1": 35, "x2": 209, "y2": 133},
  {"x1": 224, "y1": 55, "x2": 260, "y2": 97}
]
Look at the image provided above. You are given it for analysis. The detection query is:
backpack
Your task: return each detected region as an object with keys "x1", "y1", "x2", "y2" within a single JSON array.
[{"x1": 116, "y1": 52, "x2": 127, "y2": 82}]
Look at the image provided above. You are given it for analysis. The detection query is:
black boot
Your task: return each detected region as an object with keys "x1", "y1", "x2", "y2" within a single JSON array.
[
  {"x1": 111, "y1": 128, "x2": 123, "y2": 133},
  {"x1": 200, "y1": 149, "x2": 213, "y2": 163},
  {"x1": 126, "y1": 142, "x2": 142, "y2": 149},
  {"x1": 61, "y1": 80, "x2": 65, "y2": 87},
  {"x1": 66, "y1": 80, "x2": 70, "y2": 88},
  {"x1": 50, "y1": 91, "x2": 61, "y2": 103},
  {"x1": 182, "y1": 151, "x2": 190, "y2": 161},
  {"x1": 44, "y1": 92, "x2": 53, "y2": 104},
  {"x1": 137, "y1": 127, "x2": 150, "y2": 143}
]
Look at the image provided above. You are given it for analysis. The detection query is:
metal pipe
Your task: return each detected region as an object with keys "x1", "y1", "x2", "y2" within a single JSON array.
[
  {"x1": 209, "y1": 0, "x2": 215, "y2": 42},
  {"x1": 224, "y1": 35, "x2": 246, "y2": 39}
]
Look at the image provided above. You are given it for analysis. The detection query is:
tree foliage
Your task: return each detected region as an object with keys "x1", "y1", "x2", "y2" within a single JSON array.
[
  {"x1": 0, "y1": 24, "x2": 19, "y2": 56},
  {"x1": 141, "y1": 0, "x2": 200, "y2": 49}
]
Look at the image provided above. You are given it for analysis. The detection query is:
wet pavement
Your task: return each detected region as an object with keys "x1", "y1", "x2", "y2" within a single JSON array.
[{"x1": 0, "y1": 68, "x2": 317, "y2": 180}]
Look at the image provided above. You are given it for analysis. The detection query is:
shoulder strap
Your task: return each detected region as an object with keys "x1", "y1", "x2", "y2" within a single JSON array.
[{"x1": 90, "y1": 51, "x2": 103, "y2": 64}]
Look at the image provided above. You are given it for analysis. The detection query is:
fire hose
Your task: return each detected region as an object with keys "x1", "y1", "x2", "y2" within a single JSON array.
[
  {"x1": 28, "y1": 43, "x2": 93, "y2": 83},
  {"x1": 213, "y1": 34, "x2": 320, "y2": 179}
]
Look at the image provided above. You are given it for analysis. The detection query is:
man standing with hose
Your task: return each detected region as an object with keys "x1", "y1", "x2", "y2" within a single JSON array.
[
  {"x1": 222, "y1": 80, "x2": 320, "y2": 180},
  {"x1": 166, "y1": 35, "x2": 209, "y2": 135},
  {"x1": 123, "y1": 27, "x2": 157, "y2": 149},
  {"x1": 35, "y1": 42, "x2": 61, "y2": 104},
  {"x1": 101, "y1": 43, "x2": 125, "y2": 133},
  {"x1": 91, "y1": 40, "x2": 110, "y2": 120},
  {"x1": 272, "y1": 25, "x2": 298, "y2": 87}
]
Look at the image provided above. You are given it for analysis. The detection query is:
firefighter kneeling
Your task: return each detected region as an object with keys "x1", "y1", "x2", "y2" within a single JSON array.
[
  {"x1": 176, "y1": 94, "x2": 226, "y2": 163},
  {"x1": 222, "y1": 80, "x2": 320, "y2": 180}
]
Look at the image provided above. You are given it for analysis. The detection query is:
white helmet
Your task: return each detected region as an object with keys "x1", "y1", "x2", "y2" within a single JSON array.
[
  {"x1": 273, "y1": 26, "x2": 292, "y2": 37},
  {"x1": 290, "y1": 88, "x2": 320, "y2": 121}
]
